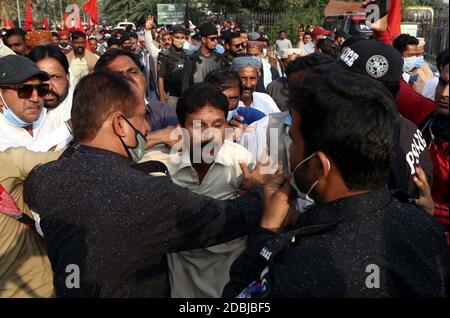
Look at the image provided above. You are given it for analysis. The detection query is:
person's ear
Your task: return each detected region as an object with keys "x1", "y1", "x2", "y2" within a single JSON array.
[
  {"x1": 111, "y1": 113, "x2": 128, "y2": 137},
  {"x1": 316, "y1": 151, "x2": 332, "y2": 179},
  {"x1": 201, "y1": 37, "x2": 207, "y2": 45}
]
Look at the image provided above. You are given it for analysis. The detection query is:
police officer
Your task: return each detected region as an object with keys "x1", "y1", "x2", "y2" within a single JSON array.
[
  {"x1": 182, "y1": 23, "x2": 227, "y2": 92},
  {"x1": 157, "y1": 25, "x2": 188, "y2": 108},
  {"x1": 223, "y1": 70, "x2": 449, "y2": 298}
]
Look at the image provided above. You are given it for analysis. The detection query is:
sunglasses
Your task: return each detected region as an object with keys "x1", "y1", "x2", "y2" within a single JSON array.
[
  {"x1": 232, "y1": 43, "x2": 244, "y2": 48},
  {"x1": 0, "y1": 83, "x2": 50, "y2": 99},
  {"x1": 207, "y1": 37, "x2": 219, "y2": 41}
]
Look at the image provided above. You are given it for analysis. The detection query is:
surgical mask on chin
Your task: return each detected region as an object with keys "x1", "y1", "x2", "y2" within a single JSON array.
[
  {"x1": 173, "y1": 38, "x2": 185, "y2": 49},
  {"x1": 403, "y1": 56, "x2": 417, "y2": 74},
  {"x1": 289, "y1": 152, "x2": 331, "y2": 210},
  {"x1": 0, "y1": 91, "x2": 32, "y2": 128},
  {"x1": 415, "y1": 55, "x2": 425, "y2": 68},
  {"x1": 119, "y1": 117, "x2": 147, "y2": 163}
]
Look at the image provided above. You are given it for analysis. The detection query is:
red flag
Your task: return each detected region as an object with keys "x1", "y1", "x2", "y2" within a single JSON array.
[
  {"x1": 82, "y1": 0, "x2": 98, "y2": 25},
  {"x1": 63, "y1": 9, "x2": 70, "y2": 29},
  {"x1": 42, "y1": 16, "x2": 50, "y2": 30},
  {"x1": 25, "y1": 0, "x2": 34, "y2": 31}
]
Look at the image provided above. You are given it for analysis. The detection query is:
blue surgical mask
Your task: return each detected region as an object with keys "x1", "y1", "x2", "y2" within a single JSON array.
[
  {"x1": 0, "y1": 91, "x2": 32, "y2": 128},
  {"x1": 119, "y1": 116, "x2": 148, "y2": 163},
  {"x1": 415, "y1": 55, "x2": 425, "y2": 68},
  {"x1": 403, "y1": 56, "x2": 417, "y2": 74}
]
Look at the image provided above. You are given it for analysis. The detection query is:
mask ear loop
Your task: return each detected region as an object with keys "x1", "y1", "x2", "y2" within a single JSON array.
[{"x1": 306, "y1": 157, "x2": 331, "y2": 202}]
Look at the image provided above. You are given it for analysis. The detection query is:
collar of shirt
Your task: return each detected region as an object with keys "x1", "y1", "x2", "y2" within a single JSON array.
[
  {"x1": 176, "y1": 140, "x2": 234, "y2": 172},
  {"x1": 298, "y1": 186, "x2": 392, "y2": 227},
  {"x1": 72, "y1": 144, "x2": 133, "y2": 164}
]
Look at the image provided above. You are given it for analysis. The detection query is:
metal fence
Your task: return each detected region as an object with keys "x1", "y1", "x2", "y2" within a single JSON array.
[
  {"x1": 190, "y1": 9, "x2": 449, "y2": 57},
  {"x1": 189, "y1": 11, "x2": 323, "y2": 45},
  {"x1": 418, "y1": 10, "x2": 449, "y2": 62}
]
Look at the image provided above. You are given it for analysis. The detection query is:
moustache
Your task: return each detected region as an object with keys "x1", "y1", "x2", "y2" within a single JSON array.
[{"x1": 44, "y1": 90, "x2": 60, "y2": 99}]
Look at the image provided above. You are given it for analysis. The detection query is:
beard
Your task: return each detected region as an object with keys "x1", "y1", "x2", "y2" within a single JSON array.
[{"x1": 44, "y1": 86, "x2": 69, "y2": 110}]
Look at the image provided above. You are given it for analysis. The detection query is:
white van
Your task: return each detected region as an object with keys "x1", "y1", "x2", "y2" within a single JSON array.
[{"x1": 115, "y1": 21, "x2": 136, "y2": 31}]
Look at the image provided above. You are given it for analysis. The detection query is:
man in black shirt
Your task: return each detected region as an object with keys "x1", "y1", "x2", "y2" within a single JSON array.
[
  {"x1": 157, "y1": 25, "x2": 188, "y2": 108},
  {"x1": 23, "y1": 71, "x2": 264, "y2": 298},
  {"x1": 223, "y1": 71, "x2": 448, "y2": 298},
  {"x1": 337, "y1": 40, "x2": 434, "y2": 205},
  {"x1": 182, "y1": 23, "x2": 227, "y2": 92}
]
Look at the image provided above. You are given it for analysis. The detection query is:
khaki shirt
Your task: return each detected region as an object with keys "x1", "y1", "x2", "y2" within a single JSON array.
[
  {"x1": 0, "y1": 148, "x2": 60, "y2": 298},
  {"x1": 142, "y1": 140, "x2": 253, "y2": 298}
]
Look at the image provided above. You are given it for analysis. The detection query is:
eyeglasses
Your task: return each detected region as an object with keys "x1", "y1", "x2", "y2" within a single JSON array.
[
  {"x1": 0, "y1": 83, "x2": 50, "y2": 99},
  {"x1": 232, "y1": 43, "x2": 244, "y2": 48}
]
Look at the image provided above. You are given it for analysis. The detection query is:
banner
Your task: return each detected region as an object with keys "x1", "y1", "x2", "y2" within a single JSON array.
[{"x1": 157, "y1": 4, "x2": 186, "y2": 25}]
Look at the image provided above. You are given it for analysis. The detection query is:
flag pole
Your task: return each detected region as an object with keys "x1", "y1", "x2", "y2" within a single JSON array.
[{"x1": 16, "y1": 0, "x2": 21, "y2": 28}]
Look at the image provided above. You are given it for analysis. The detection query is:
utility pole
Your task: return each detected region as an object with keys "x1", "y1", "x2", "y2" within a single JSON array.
[
  {"x1": 16, "y1": 0, "x2": 22, "y2": 28},
  {"x1": 60, "y1": 0, "x2": 63, "y2": 24}
]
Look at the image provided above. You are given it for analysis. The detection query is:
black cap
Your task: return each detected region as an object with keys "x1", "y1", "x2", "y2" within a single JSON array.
[
  {"x1": 0, "y1": 55, "x2": 49, "y2": 85},
  {"x1": 169, "y1": 25, "x2": 186, "y2": 35},
  {"x1": 199, "y1": 23, "x2": 218, "y2": 37},
  {"x1": 338, "y1": 39, "x2": 403, "y2": 84}
]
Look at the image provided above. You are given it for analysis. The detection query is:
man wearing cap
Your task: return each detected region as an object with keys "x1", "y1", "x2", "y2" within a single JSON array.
[
  {"x1": 337, "y1": 39, "x2": 434, "y2": 203},
  {"x1": 58, "y1": 30, "x2": 72, "y2": 55},
  {"x1": 0, "y1": 55, "x2": 73, "y2": 152},
  {"x1": 231, "y1": 56, "x2": 280, "y2": 116},
  {"x1": 157, "y1": 25, "x2": 189, "y2": 108},
  {"x1": 247, "y1": 41, "x2": 281, "y2": 93},
  {"x1": 182, "y1": 22, "x2": 227, "y2": 91},
  {"x1": 302, "y1": 26, "x2": 330, "y2": 55}
]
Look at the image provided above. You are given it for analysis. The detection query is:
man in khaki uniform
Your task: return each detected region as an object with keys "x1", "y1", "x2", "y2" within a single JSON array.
[{"x1": 0, "y1": 147, "x2": 60, "y2": 297}]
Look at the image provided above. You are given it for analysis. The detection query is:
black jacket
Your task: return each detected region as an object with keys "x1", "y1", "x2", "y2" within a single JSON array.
[
  {"x1": 24, "y1": 145, "x2": 263, "y2": 298},
  {"x1": 223, "y1": 187, "x2": 448, "y2": 298}
]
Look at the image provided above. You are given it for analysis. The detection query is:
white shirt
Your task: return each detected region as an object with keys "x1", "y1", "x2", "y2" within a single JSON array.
[
  {"x1": 69, "y1": 58, "x2": 89, "y2": 87},
  {"x1": 238, "y1": 92, "x2": 280, "y2": 116},
  {"x1": 142, "y1": 140, "x2": 253, "y2": 298},
  {"x1": 275, "y1": 39, "x2": 293, "y2": 57},
  {"x1": 421, "y1": 77, "x2": 439, "y2": 101},
  {"x1": 0, "y1": 39, "x2": 14, "y2": 58},
  {"x1": 238, "y1": 115, "x2": 271, "y2": 164},
  {"x1": 46, "y1": 88, "x2": 73, "y2": 126},
  {"x1": 0, "y1": 109, "x2": 72, "y2": 152}
]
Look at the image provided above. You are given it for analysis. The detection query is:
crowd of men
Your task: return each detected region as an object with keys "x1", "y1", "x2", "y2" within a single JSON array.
[{"x1": 0, "y1": 14, "x2": 448, "y2": 298}]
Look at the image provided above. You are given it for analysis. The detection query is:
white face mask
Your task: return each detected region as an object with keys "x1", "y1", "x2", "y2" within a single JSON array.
[{"x1": 289, "y1": 152, "x2": 331, "y2": 208}]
